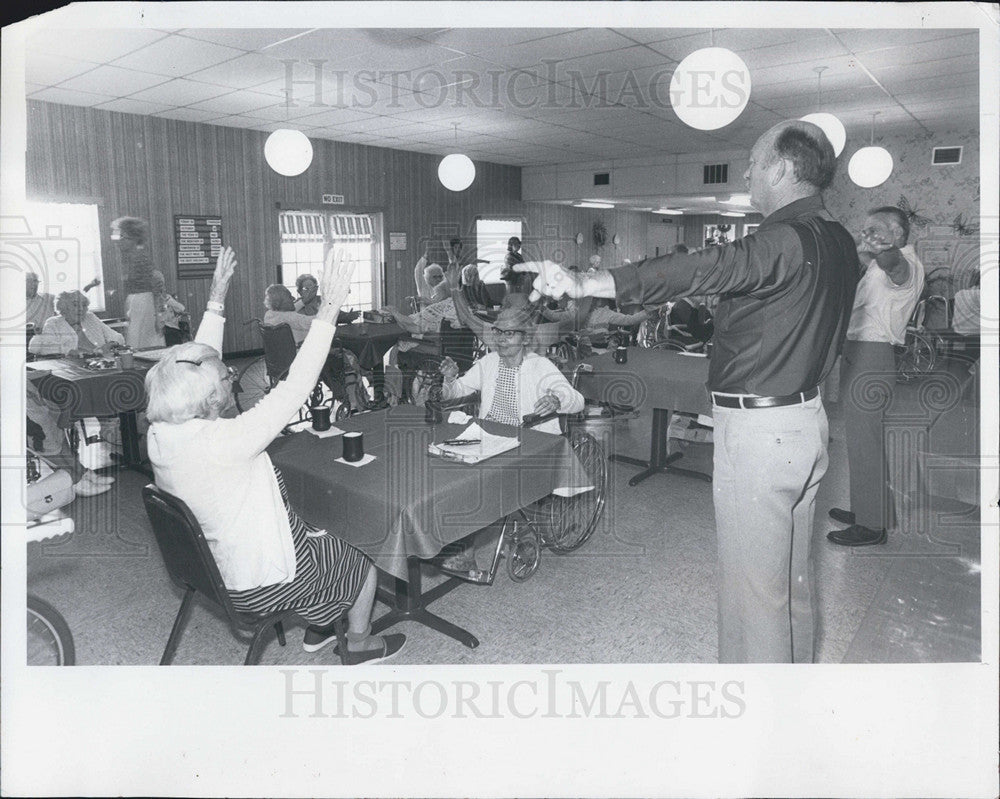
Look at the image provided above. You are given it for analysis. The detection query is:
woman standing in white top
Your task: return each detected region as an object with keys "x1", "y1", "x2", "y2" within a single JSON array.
[{"x1": 144, "y1": 247, "x2": 405, "y2": 664}]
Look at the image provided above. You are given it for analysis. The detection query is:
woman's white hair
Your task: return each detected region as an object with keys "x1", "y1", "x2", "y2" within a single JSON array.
[
  {"x1": 56, "y1": 290, "x2": 89, "y2": 315},
  {"x1": 145, "y1": 342, "x2": 228, "y2": 424}
]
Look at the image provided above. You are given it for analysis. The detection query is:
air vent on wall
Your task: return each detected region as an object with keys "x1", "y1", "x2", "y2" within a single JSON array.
[
  {"x1": 932, "y1": 146, "x2": 962, "y2": 165},
  {"x1": 703, "y1": 163, "x2": 729, "y2": 184},
  {"x1": 593, "y1": 172, "x2": 610, "y2": 186}
]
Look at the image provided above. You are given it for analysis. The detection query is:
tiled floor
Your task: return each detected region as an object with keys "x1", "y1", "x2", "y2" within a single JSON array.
[{"x1": 26, "y1": 355, "x2": 983, "y2": 665}]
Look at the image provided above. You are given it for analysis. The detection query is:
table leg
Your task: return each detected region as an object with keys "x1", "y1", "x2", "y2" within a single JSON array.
[
  {"x1": 371, "y1": 557, "x2": 480, "y2": 648},
  {"x1": 610, "y1": 408, "x2": 712, "y2": 486}
]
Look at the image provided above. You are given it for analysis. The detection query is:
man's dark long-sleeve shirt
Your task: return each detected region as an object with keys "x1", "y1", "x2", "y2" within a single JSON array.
[{"x1": 612, "y1": 195, "x2": 859, "y2": 396}]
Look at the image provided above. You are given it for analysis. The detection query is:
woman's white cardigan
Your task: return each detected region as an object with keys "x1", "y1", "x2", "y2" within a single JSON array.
[
  {"x1": 442, "y1": 351, "x2": 584, "y2": 435},
  {"x1": 147, "y1": 312, "x2": 334, "y2": 591}
]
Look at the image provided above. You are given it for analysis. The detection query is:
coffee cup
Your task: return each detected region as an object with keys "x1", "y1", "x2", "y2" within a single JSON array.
[
  {"x1": 118, "y1": 350, "x2": 134, "y2": 369},
  {"x1": 342, "y1": 431, "x2": 364, "y2": 462},
  {"x1": 311, "y1": 406, "x2": 332, "y2": 432},
  {"x1": 614, "y1": 345, "x2": 628, "y2": 365}
]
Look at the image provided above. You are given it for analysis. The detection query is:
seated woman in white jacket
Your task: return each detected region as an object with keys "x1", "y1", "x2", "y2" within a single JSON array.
[
  {"x1": 144, "y1": 247, "x2": 404, "y2": 664},
  {"x1": 438, "y1": 304, "x2": 584, "y2": 436}
]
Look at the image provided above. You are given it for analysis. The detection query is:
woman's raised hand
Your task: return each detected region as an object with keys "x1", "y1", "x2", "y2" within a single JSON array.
[
  {"x1": 208, "y1": 246, "x2": 237, "y2": 305},
  {"x1": 317, "y1": 248, "x2": 356, "y2": 323}
]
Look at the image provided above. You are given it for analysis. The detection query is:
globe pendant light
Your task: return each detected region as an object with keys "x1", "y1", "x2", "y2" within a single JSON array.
[
  {"x1": 800, "y1": 66, "x2": 846, "y2": 157},
  {"x1": 849, "y1": 112, "x2": 894, "y2": 188},
  {"x1": 264, "y1": 90, "x2": 313, "y2": 177},
  {"x1": 438, "y1": 123, "x2": 476, "y2": 191},
  {"x1": 669, "y1": 38, "x2": 751, "y2": 131}
]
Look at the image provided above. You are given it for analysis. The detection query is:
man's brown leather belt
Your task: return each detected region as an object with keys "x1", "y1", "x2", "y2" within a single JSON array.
[{"x1": 711, "y1": 387, "x2": 819, "y2": 409}]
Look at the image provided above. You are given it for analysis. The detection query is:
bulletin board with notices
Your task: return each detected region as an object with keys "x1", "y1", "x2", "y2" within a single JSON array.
[{"x1": 174, "y1": 215, "x2": 223, "y2": 279}]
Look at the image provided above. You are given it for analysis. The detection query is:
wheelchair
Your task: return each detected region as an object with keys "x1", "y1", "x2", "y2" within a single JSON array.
[
  {"x1": 429, "y1": 393, "x2": 609, "y2": 584},
  {"x1": 234, "y1": 320, "x2": 375, "y2": 424},
  {"x1": 895, "y1": 295, "x2": 949, "y2": 381},
  {"x1": 637, "y1": 300, "x2": 713, "y2": 353}
]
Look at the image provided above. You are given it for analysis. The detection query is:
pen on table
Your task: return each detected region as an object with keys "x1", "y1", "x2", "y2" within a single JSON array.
[{"x1": 441, "y1": 439, "x2": 481, "y2": 446}]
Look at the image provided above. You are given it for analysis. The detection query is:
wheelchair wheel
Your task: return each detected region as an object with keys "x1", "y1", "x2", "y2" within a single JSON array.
[
  {"x1": 896, "y1": 330, "x2": 936, "y2": 380},
  {"x1": 27, "y1": 594, "x2": 75, "y2": 666},
  {"x1": 507, "y1": 526, "x2": 541, "y2": 582},
  {"x1": 546, "y1": 431, "x2": 608, "y2": 553},
  {"x1": 234, "y1": 358, "x2": 271, "y2": 413},
  {"x1": 334, "y1": 401, "x2": 352, "y2": 422}
]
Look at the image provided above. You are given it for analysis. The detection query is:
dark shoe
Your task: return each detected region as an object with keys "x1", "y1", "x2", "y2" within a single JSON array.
[
  {"x1": 828, "y1": 507, "x2": 856, "y2": 525},
  {"x1": 302, "y1": 623, "x2": 342, "y2": 653},
  {"x1": 827, "y1": 524, "x2": 887, "y2": 547},
  {"x1": 343, "y1": 633, "x2": 406, "y2": 665}
]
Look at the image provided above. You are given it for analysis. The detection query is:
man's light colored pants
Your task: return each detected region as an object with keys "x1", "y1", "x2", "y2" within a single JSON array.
[{"x1": 712, "y1": 395, "x2": 829, "y2": 663}]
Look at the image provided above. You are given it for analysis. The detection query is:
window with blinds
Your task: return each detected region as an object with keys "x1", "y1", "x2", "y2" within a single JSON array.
[{"x1": 278, "y1": 211, "x2": 381, "y2": 311}]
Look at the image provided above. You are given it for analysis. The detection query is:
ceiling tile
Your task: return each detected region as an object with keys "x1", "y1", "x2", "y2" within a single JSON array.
[
  {"x1": 186, "y1": 52, "x2": 290, "y2": 91},
  {"x1": 867, "y1": 53, "x2": 979, "y2": 84},
  {"x1": 855, "y1": 34, "x2": 980, "y2": 70},
  {"x1": 27, "y1": 86, "x2": 116, "y2": 106},
  {"x1": 186, "y1": 89, "x2": 279, "y2": 116},
  {"x1": 494, "y1": 28, "x2": 639, "y2": 69},
  {"x1": 152, "y1": 107, "x2": 222, "y2": 123},
  {"x1": 173, "y1": 28, "x2": 312, "y2": 51},
  {"x1": 110, "y1": 34, "x2": 245, "y2": 78},
  {"x1": 610, "y1": 28, "x2": 706, "y2": 45},
  {"x1": 27, "y1": 28, "x2": 169, "y2": 64},
  {"x1": 834, "y1": 28, "x2": 975, "y2": 54},
  {"x1": 94, "y1": 97, "x2": 174, "y2": 116},
  {"x1": 25, "y1": 52, "x2": 101, "y2": 86},
  {"x1": 294, "y1": 107, "x2": 383, "y2": 127},
  {"x1": 418, "y1": 28, "x2": 575, "y2": 56},
  {"x1": 127, "y1": 78, "x2": 231, "y2": 106},
  {"x1": 203, "y1": 114, "x2": 268, "y2": 129},
  {"x1": 738, "y1": 35, "x2": 852, "y2": 71},
  {"x1": 55, "y1": 65, "x2": 170, "y2": 96}
]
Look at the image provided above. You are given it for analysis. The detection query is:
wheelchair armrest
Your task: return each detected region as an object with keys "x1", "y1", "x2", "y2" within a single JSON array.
[
  {"x1": 425, "y1": 392, "x2": 481, "y2": 416},
  {"x1": 522, "y1": 411, "x2": 560, "y2": 428}
]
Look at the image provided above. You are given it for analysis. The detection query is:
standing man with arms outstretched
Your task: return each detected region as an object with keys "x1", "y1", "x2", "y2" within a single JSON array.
[
  {"x1": 827, "y1": 206, "x2": 924, "y2": 547},
  {"x1": 516, "y1": 120, "x2": 859, "y2": 663}
]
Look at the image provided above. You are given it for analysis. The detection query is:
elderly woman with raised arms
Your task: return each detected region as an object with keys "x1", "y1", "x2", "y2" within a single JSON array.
[{"x1": 144, "y1": 247, "x2": 404, "y2": 664}]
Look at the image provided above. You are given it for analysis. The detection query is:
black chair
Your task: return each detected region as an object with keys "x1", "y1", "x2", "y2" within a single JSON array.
[{"x1": 142, "y1": 484, "x2": 348, "y2": 665}]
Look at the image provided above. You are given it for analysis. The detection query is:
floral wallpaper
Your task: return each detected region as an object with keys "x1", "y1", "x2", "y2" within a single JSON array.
[{"x1": 824, "y1": 125, "x2": 981, "y2": 296}]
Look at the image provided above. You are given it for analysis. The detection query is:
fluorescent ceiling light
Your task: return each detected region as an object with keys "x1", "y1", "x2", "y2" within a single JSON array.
[
  {"x1": 653, "y1": 208, "x2": 683, "y2": 215},
  {"x1": 575, "y1": 201, "x2": 615, "y2": 209},
  {"x1": 719, "y1": 211, "x2": 746, "y2": 218}
]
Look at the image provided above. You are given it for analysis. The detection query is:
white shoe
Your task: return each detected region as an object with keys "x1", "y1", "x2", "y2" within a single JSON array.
[
  {"x1": 74, "y1": 476, "x2": 112, "y2": 497},
  {"x1": 82, "y1": 469, "x2": 115, "y2": 487}
]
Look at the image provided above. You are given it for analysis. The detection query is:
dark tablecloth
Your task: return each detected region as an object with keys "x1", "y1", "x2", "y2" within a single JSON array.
[
  {"x1": 333, "y1": 322, "x2": 407, "y2": 370},
  {"x1": 577, "y1": 349, "x2": 712, "y2": 416},
  {"x1": 267, "y1": 405, "x2": 589, "y2": 581},
  {"x1": 27, "y1": 358, "x2": 148, "y2": 426}
]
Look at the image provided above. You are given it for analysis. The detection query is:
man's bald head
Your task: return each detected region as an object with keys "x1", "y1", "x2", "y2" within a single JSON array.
[{"x1": 746, "y1": 120, "x2": 837, "y2": 216}]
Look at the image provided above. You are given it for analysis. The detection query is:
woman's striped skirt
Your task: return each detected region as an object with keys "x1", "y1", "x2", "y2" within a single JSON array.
[{"x1": 228, "y1": 469, "x2": 371, "y2": 626}]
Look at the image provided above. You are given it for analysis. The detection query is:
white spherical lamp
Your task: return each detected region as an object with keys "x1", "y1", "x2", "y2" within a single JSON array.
[
  {"x1": 438, "y1": 153, "x2": 476, "y2": 192},
  {"x1": 848, "y1": 146, "x2": 894, "y2": 188},
  {"x1": 264, "y1": 129, "x2": 313, "y2": 177},
  {"x1": 669, "y1": 47, "x2": 751, "y2": 131},
  {"x1": 800, "y1": 112, "x2": 846, "y2": 157}
]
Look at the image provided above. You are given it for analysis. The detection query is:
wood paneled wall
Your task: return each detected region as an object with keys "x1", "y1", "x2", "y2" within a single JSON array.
[{"x1": 24, "y1": 101, "x2": 508, "y2": 352}]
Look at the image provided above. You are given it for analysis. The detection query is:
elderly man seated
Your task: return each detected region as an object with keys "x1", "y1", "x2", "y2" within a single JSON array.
[
  {"x1": 29, "y1": 290, "x2": 125, "y2": 357},
  {"x1": 28, "y1": 290, "x2": 126, "y2": 485},
  {"x1": 413, "y1": 242, "x2": 450, "y2": 305},
  {"x1": 294, "y1": 273, "x2": 322, "y2": 316},
  {"x1": 26, "y1": 271, "x2": 57, "y2": 333}
]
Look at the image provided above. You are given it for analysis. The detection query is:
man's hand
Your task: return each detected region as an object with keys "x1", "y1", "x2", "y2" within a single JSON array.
[
  {"x1": 532, "y1": 390, "x2": 560, "y2": 416},
  {"x1": 512, "y1": 260, "x2": 585, "y2": 303}
]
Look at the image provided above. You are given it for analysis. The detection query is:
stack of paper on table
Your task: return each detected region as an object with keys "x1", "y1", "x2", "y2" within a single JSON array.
[{"x1": 427, "y1": 422, "x2": 519, "y2": 464}]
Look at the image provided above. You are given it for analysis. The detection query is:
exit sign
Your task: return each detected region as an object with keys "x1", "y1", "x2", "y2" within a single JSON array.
[{"x1": 322, "y1": 194, "x2": 345, "y2": 204}]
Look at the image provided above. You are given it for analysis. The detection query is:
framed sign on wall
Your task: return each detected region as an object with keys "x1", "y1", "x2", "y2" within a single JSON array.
[{"x1": 175, "y1": 215, "x2": 223, "y2": 279}]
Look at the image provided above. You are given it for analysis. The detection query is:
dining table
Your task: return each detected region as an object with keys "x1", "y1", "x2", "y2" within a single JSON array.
[
  {"x1": 26, "y1": 356, "x2": 150, "y2": 468},
  {"x1": 267, "y1": 404, "x2": 590, "y2": 648},
  {"x1": 576, "y1": 348, "x2": 713, "y2": 486},
  {"x1": 333, "y1": 321, "x2": 408, "y2": 400}
]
